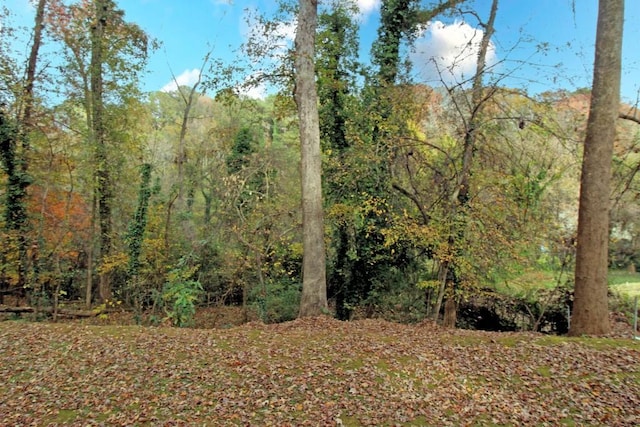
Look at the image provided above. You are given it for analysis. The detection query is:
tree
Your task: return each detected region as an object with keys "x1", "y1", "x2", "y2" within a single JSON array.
[
  {"x1": 569, "y1": 0, "x2": 624, "y2": 336},
  {"x1": 89, "y1": 0, "x2": 112, "y2": 303},
  {"x1": 0, "y1": 0, "x2": 47, "y2": 303},
  {"x1": 436, "y1": 0, "x2": 499, "y2": 327},
  {"x1": 316, "y1": 3, "x2": 362, "y2": 319},
  {"x1": 295, "y1": 0, "x2": 328, "y2": 317},
  {"x1": 47, "y1": 0, "x2": 152, "y2": 304},
  {"x1": 371, "y1": 0, "x2": 466, "y2": 86}
]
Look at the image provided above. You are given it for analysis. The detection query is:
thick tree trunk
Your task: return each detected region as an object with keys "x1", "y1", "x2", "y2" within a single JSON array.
[
  {"x1": 295, "y1": 0, "x2": 328, "y2": 317},
  {"x1": 91, "y1": 0, "x2": 112, "y2": 302},
  {"x1": 443, "y1": 298, "x2": 457, "y2": 328},
  {"x1": 569, "y1": 0, "x2": 624, "y2": 336}
]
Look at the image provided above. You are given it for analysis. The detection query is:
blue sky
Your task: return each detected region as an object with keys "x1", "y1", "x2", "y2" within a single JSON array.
[{"x1": 4, "y1": 0, "x2": 640, "y2": 103}]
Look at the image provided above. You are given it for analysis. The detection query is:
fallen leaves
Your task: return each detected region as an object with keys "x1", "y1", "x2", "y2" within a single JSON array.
[{"x1": 0, "y1": 317, "x2": 639, "y2": 426}]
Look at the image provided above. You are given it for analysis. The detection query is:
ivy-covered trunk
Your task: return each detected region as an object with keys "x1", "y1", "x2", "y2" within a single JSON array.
[
  {"x1": 91, "y1": 0, "x2": 113, "y2": 303},
  {"x1": 0, "y1": 0, "x2": 46, "y2": 302}
]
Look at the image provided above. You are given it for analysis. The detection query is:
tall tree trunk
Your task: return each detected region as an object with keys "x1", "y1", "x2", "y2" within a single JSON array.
[
  {"x1": 295, "y1": 0, "x2": 328, "y2": 317},
  {"x1": 569, "y1": 0, "x2": 624, "y2": 336},
  {"x1": 21, "y1": 0, "x2": 47, "y2": 132},
  {"x1": 22, "y1": 0, "x2": 47, "y2": 302},
  {"x1": 91, "y1": 0, "x2": 112, "y2": 302}
]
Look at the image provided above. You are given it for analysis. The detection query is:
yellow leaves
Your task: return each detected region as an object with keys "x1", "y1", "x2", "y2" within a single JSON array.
[
  {"x1": 381, "y1": 218, "x2": 438, "y2": 251},
  {"x1": 289, "y1": 242, "x2": 303, "y2": 259},
  {"x1": 407, "y1": 119, "x2": 427, "y2": 142},
  {"x1": 417, "y1": 280, "x2": 440, "y2": 290},
  {"x1": 98, "y1": 252, "x2": 128, "y2": 275},
  {"x1": 326, "y1": 203, "x2": 353, "y2": 222}
]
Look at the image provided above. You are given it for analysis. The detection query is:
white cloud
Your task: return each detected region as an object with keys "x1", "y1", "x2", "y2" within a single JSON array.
[
  {"x1": 410, "y1": 20, "x2": 497, "y2": 86},
  {"x1": 357, "y1": 0, "x2": 381, "y2": 17},
  {"x1": 241, "y1": 9, "x2": 296, "y2": 63},
  {"x1": 160, "y1": 68, "x2": 202, "y2": 92},
  {"x1": 238, "y1": 81, "x2": 267, "y2": 100}
]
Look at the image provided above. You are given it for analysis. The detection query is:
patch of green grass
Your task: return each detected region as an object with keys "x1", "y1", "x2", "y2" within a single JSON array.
[
  {"x1": 559, "y1": 417, "x2": 578, "y2": 426},
  {"x1": 339, "y1": 358, "x2": 365, "y2": 371},
  {"x1": 381, "y1": 416, "x2": 431, "y2": 426},
  {"x1": 375, "y1": 360, "x2": 390, "y2": 371},
  {"x1": 506, "y1": 374, "x2": 524, "y2": 386},
  {"x1": 612, "y1": 371, "x2": 640, "y2": 385},
  {"x1": 535, "y1": 365, "x2": 552, "y2": 378},
  {"x1": 247, "y1": 329, "x2": 262, "y2": 341},
  {"x1": 445, "y1": 335, "x2": 488, "y2": 347},
  {"x1": 534, "y1": 335, "x2": 640, "y2": 350},
  {"x1": 400, "y1": 415, "x2": 430, "y2": 426},
  {"x1": 496, "y1": 269, "x2": 640, "y2": 297},
  {"x1": 339, "y1": 413, "x2": 362, "y2": 426},
  {"x1": 55, "y1": 409, "x2": 78, "y2": 423},
  {"x1": 608, "y1": 270, "x2": 640, "y2": 286},
  {"x1": 496, "y1": 336, "x2": 526, "y2": 347},
  {"x1": 471, "y1": 413, "x2": 506, "y2": 427},
  {"x1": 610, "y1": 281, "x2": 640, "y2": 298}
]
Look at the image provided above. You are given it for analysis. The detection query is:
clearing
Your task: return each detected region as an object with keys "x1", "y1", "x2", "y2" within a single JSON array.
[{"x1": 0, "y1": 317, "x2": 639, "y2": 426}]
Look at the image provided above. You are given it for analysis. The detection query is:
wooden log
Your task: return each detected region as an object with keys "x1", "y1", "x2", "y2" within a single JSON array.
[{"x1": 0, "y1": 306, "x2": 104, "y2": 317}]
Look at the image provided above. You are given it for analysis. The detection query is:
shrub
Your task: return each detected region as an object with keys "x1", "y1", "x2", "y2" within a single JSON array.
[
  {"x1": 162, "y1": 266, "x2": 203, "y2": 327},
  {"x1": 251, "y1": 279, "x2": 301, "y2": 323}
]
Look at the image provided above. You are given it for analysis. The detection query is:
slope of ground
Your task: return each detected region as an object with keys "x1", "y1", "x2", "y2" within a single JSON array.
[{"x1": 1, "y1": 317, "x2": 639, "y2": 426}]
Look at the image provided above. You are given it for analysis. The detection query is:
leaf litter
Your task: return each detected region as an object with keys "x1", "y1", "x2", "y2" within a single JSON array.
[{"x1": 0, "y1": 316, "x2": 639, "y2": 426}]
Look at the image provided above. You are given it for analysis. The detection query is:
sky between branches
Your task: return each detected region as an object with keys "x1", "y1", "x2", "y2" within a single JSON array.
[{"x1": 5, "y1": 0, "x2": 640, "y2": 102}]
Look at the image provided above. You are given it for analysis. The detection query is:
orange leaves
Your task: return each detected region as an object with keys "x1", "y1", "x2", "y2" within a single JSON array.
[{"x1": 28, "y1": 185, "x2": 90, "y2": 256}]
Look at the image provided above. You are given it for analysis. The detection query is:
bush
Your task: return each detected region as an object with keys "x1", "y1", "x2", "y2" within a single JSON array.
[
  {"x1": 162, "y1": 265, "x2": 203, "y2": 327},
  {"x1": 251, "y1": 279, "x2": 301, "y2": 323}
]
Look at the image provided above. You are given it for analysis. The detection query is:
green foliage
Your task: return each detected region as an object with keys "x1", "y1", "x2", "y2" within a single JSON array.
[
  {"x1": 371, "y1": 0, "x2": 419, "y2": 85},
  {"x1": 162, "y1": 262, "x2": 203, "y2": 327},
  {"x1": 610, "y1": 238, "x2": 639, "y2": 270},
  {"x1": 226, "y1": 126, "x2": 254, "y2": 174},
  {"x1": 317, "y1": 4, "x2": 359, "y2": 152},
  {"x1": 127, "y1": 163, "x2": 153, "y2": 277},
  {"x1": 0, "y1": 110, "x2": 30, "y2": 231},
  {"x1": 251, "y1": 278, "x2": 301, "y2": 324}
]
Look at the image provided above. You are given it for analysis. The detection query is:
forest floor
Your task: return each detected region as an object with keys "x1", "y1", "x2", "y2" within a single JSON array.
[{"x1": 1, "y1": 316, "x2": 639, "y2": 426}]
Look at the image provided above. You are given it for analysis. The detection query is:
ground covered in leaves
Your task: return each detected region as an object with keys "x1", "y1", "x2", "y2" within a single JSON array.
[{"x1": 1, "y1": 317, "x2": 639, "y2": 426}]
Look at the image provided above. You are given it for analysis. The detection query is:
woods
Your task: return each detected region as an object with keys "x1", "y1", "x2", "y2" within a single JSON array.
[
  {"x1": 1, "y1": 1, "x2": 639, "y2": 425},
  {"x1": 0, "y1": 0, "x2": 638, "y2": 336}
]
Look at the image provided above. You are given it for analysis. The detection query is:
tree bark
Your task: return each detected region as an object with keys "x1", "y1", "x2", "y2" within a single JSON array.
[
  {"x1": 295, "y1": 0, "x2": 328, "y2": 317},
  {"x1": 569, "y1": 0, "x2": 624, "y2": 336},
  {"x1": 91, "y1": 0, "x2": 112, "y2": 302}
]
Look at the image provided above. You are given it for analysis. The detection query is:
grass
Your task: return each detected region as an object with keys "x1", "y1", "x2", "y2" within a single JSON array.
[
  {"x1": 497, "y1": 268, "x2": 640, "y2": 299},
  {"x1": 612, "y1": 282, "x2": 640, "y2": 298},
  {"x1": 1, "y1": 319, "x2": 639, "y2": 425},
  {"x1": 608, "y1": 269, "x2": 640, "y2": 286},
  {"x1": 534, "y1": 335, "x2": 640, "y2": 350}
]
